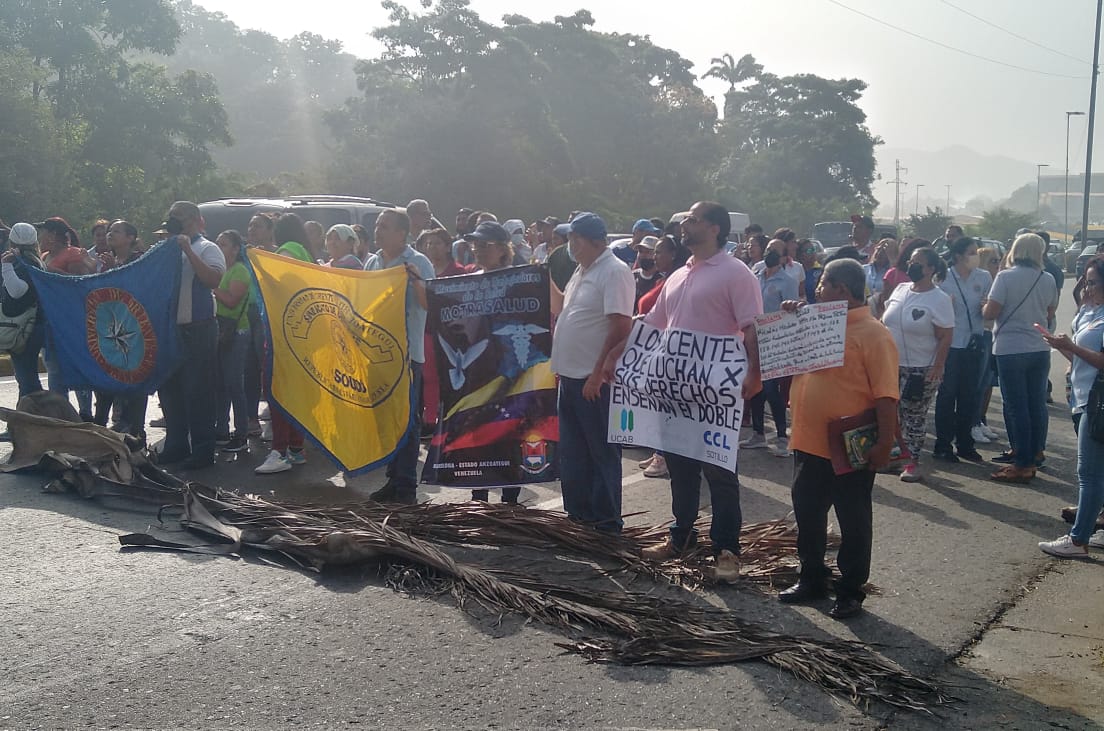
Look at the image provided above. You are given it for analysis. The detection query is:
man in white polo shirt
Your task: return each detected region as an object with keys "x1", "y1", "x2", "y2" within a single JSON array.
[{"x1": 550, "y1": 212, "x2": 635, "y2": 532}]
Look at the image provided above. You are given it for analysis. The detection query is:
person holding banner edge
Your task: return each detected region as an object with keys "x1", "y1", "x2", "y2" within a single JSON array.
[
  {"x1": 779, "y1": 258, "x2": 899, "y2": 619},
  {"x1": 366, "y1": 209, "x2": 435, "y2": 505},
  {"x1": 605, "y1": 201, "x2": 763, "y2": 583}
]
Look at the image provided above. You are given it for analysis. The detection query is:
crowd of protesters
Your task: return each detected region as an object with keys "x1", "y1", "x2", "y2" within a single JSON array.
[{"x1": 1, "y1": 197, "x2": 1102, "y2": 616}]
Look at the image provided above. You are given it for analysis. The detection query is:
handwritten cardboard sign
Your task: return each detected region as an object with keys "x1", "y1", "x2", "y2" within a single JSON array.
[{"x1": 754, "y1": 300, "x2": 848, "y2": 381}]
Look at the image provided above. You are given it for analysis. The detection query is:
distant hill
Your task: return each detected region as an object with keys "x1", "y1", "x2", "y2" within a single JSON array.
[{"x1": 874, "y1": 145, "x2": 1036, "y2": 216}]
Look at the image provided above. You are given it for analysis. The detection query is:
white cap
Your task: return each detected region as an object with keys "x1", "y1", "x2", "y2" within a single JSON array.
[
  {"x1": 8, "y1": 222, "x2": 37, "y2": 247},
  {"x1": 635, "y1": 235, "x2": 660, "y2": 251}
]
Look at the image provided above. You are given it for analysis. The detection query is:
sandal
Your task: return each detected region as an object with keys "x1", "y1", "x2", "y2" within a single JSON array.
[{"x1": 991, "y1": 465, "x2": 1035, "y2": 483}]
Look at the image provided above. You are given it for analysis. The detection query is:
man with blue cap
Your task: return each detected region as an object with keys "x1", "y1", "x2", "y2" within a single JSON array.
[
  {"x1": 550, "y1": 212, "x2": 635, "y2": 532},
  {"x1": 611, "y1": 218, "x2": 662, "y2": 265}
]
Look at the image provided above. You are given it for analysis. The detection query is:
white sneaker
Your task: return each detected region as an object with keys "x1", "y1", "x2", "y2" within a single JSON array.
[
  {"x1": 643, "y1": 455, "x2": 669, "y2": 478},
  {"x1": 255, "y1": 449, "x2": 291, "y2": 474},
  {"x1": 770, "y1": 437, "x2": 792, "y2": 458},
  {"x1": 638, "y1": 454, "x2": 656, "y2": 469},
  {"x1": 259, "y1": 404, "x2": 271, "y2": 421},
  {"x1": 900, "y1": 463, "x2": 922, "y2": 483},
  {"x1": 970, "y1": 425, "x2": 991, "y2": 444},
  {"x1": 982, "y1": 424, "x2": 1000, "y2": 440},
  {"x1": 1039, "y1": 534, "x2": 1088, "y2": 558},
  {"x1": 260, "y1": 421, "x2": 273, "y2": 442},
  {"x1": 1089, "y1": 530, "x2": 1104, "y2": 549},
  {"x1": 740, "y1": 432, "x2": 767, "y2": 449}
]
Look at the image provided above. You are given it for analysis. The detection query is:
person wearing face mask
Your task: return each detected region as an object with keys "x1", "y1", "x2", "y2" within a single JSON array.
[
  {"x1": 881, "y1": 247, "x2": 955, "y2": 483},
  {"x1": 932, "y1": 237, "x2": 992, "y2": 463},
  {"x1": 632, "y1": 236, "x2": 661, "y2": 309},
  {"x1": 545, "y1": 223, "x2": 577, "y2": 293}
]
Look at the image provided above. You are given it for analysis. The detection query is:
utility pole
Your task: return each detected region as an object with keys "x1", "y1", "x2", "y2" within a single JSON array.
[
  {"x1": 1068, "y1": 111, "x2": 1085, "y2": 243},
  {"x1": 1083, "y1": 0, "x2": 1102, "y2": 248},
  {"x1": 915, "y1": 184, "x2": 925, "y2": 216},
  {"x1": 945, "y1": 185, "x2": 952, "y2": 216},
  {"x1": 889, "y1": 159, "x2": 908, "y2": 228},
  {"x1": 1036, "y1": 163, "x2": 1050, "y2": 218}
]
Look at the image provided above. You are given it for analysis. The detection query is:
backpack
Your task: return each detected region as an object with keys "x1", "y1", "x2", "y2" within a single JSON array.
[{"x1": 0, "y1": 271, "x2": 37, "y2": 355}]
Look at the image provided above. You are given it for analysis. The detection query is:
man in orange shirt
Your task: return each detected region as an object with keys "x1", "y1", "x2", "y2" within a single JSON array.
[{"x1": 781, "y1": 258, "x2": 899, "y2": 619}]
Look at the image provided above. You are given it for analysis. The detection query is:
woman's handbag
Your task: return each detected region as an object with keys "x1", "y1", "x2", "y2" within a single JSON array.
[
  {"x1": 1085, "y1": 368, "x2": 1104, "y2": 443},
  {"x1": 217, "y1": 315, "x2": 238, "y2": 349},
  {"x1": 0, "y1": 291, "x2": 36, "y2": 355}
]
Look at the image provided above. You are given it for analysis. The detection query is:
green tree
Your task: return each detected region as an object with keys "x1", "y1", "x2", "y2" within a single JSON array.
[
  {"x1": 975, "y1": 207, "x2": 1036, "y2": 243},
  {"x1": 328, "y1": 0, "x2": 716, "y2": 226},
  {"x1": 702, "y1": 52, "x2": 761, "y2": 117},
  {"x1": 906, "y1": 207, "x2": 952, "y2": 241},
  {"x1": 713, "y1": 70, "x2": 880, "y2": 220},
  {"x1": 0, "y1": 0, "x2": 234, "y2": 234}
]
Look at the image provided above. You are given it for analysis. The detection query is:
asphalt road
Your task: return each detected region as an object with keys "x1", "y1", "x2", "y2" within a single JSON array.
[{"x1": 1, "y1": 291, "x2": 1102, "y2": 730}]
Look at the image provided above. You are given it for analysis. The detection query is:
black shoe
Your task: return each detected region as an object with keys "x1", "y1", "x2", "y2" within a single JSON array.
[
  {"x1": 992, "y1": 450, "x2": 1016, "y2": 464},
  {"x1": 215, "y1": 435, "x2": 231, "y2": 447},
  {"x1": 368, "y1": 483, "x2": 417, "y2": 505},
  {"x1": 471, "y1": 489, "x2": 489, "y2": 502},
  {"x1": 179, "y1": 454, "x2": 214, "y2": 470},
  {"x1": 932, "y1": 450, "x2": 959, "y2": 463},
  {"x1": 829, "y1": 597, "x2": 864, "y2": 619},
  {"x1": 957, "y1": 449, "x2": 985, "y2": 462},
  {"x1": 778, "y1": 582, "x2": 830, "y2": 604},
  {"x1": 222, "y1": 436, "x2": 248, "y2": 452},
  {"x1": 153, "y1": 449, "x2": 190, "y2": 465}
]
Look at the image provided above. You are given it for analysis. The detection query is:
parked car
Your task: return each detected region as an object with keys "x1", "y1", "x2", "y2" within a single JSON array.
[
  {"x1": 198, "y1": 194, "x2": 411, "y2": 248},
  {"x1": 1046, "y1": 243, "x2": 1065, "y2": 270},
  {"x1": 1076, "y1": 243, "x2": 1099, "y2": 278},
  {"x1": 1066, "y1": 241, "x2": 1085, "y2": 273}
]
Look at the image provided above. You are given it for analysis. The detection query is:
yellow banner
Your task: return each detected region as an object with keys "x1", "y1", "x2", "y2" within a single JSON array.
[{"x1": 248, "y1": 249, "x2": 410, "y2": 472}]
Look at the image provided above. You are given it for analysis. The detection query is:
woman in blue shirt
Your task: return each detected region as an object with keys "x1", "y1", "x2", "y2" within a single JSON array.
[{"x1": 1039, "y1": 258, "x2": 1104, "y2": 556}]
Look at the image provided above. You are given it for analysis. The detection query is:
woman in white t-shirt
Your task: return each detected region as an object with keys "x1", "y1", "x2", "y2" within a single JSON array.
[{"x1": 882, "y1": 247, "x2": 955, "y2": 482}]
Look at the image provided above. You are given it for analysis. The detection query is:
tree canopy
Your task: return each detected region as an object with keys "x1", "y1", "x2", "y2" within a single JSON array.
[{"x1": 0, "y1": 0, "x2": 881, "y2": 238}]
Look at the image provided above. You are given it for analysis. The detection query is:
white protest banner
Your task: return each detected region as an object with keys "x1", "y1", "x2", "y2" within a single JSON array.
[
  {"x1": 754, "y1": 300, "x2": 848, "y2": 381},
  {"x1": 608, "y1": 321, "x2": 746, "y2": 472}
]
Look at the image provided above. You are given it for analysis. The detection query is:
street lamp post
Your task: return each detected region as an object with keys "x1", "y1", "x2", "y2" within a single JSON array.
[
  {"x1": 1037, "y1": 163, "x2": 1050, "y2": 218},
  {"x1": 915, "y1": 184, "x2": 924, "y2": 215},
  {"x1": 945, "y1": 185, "x2": 951, "y2": 215},
  {"x1": 1067, "y1": 111, "x2": 1085, "y2": 243}
]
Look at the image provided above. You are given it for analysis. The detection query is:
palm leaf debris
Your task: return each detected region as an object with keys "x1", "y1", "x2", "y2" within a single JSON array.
[{"x1": 113, "y1": 484, "x2": 947, "y2": 713}]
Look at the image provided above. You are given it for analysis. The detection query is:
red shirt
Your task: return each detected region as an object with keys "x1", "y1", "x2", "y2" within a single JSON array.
[{"x1": 46, "y1": 246, "x2": 93, "y2": 275}]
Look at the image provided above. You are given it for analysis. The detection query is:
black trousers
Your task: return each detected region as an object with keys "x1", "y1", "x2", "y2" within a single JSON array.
[
  {"x1": 934, "y1": 346, "x2": 982, "y2": 454},
  {"x1": 791, "y1": 450, "x2": 874, "y2": 602}
]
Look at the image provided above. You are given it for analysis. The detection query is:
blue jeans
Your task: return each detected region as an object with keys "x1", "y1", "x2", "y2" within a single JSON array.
[
  {"x1": 11, "y1": 316, "x2": 45, "y2": 399},
  {"x1": 160, "y1": 319, "x2": 219, "y2": 462},
  {"x1": 386, "y1": 361, "x2": 423, "y2": 489},
  {"x1": 1072, "y1": 412, "x2": 1104, "y2": 543},
  {"x1": 217, "y1": 330, "x2": 250, "y2": 438},
  {"x1": 996, "y1": 351, "x2": 1050, "y2": 469},
  {"x1": 557, "y1": 377, "x2": 623, "y2": 532},
  {"x1": 665, "y1": 451, "x2": 743, "y2": 555}
]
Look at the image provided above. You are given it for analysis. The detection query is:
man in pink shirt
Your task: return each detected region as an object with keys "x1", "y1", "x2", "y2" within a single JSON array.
[{"x1": 605, "y1": 201, "x2": 764, "y2": 582}]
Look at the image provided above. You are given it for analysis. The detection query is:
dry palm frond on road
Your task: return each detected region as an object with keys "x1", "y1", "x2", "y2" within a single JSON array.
[{"x1": 113, "y1": 485, "x2": 945, "y2": 713}]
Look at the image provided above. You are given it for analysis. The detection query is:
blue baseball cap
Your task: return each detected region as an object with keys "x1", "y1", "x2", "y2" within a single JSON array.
[
  {"x1": 569, "y1": 212, "x2": 607, "y2": 241},
  {"x1": 632, "y1": 218, "x2": 662, "y2": 235}
]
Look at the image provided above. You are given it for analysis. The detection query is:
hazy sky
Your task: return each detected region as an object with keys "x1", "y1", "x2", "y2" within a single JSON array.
[{"x1": 195, "y1": 0, "x2": 1101, "y2": 187}]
